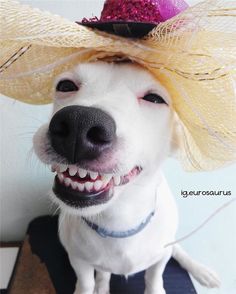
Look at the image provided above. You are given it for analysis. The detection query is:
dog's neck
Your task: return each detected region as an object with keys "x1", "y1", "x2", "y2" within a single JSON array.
[{"x1": 86, "y1": 168, "x2": 163, "y2": 231}]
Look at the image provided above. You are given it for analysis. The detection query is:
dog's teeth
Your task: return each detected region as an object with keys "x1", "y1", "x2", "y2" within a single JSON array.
[
  {"x1": 78, "y1": 168, "x2": 87, "y2": 178},
  {"x1": 113, "y1": 175, "x2": 121, "y2": 186},
  {"x1": 101, "y1": 174, "x2": 112, "y2": 182},
  {"x1": 85, "y1": 182, "x2": 93, "y2": 192},
  {"x1": 71, "y1": 181, "x2": 77, "y2": 190},
  {"x1": 58, "y1": 173, "x2": 64, "y2": 183},
  {"x1": 59, "y1": 164, "x2": 68, "y2": 173},
  {"x1": 64, "y1": 178, "x2": 71, "y2": 187},
  {"x1": 102, "y1": 174, "x2": 112, "y2": 181},
  {"x1": 78, "y1": 183, "x2": 85, "y2": 192},
  {"x1": 101, "y1": 174, "x2": 112, "y2": 187},
  {"x1": 94, "y1": 180, "x2": 103, "y2": 191},
  {"x1": 89, "y1": 171, "x2": 98, "y2": 180},
  {"x1": 69, "y1": 166, "x2": 77, "y2": 176}
]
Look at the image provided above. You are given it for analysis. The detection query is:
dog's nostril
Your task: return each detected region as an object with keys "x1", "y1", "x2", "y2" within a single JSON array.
[{"x1": 87, "y1": 126, "x2": 111, "y2": 145}]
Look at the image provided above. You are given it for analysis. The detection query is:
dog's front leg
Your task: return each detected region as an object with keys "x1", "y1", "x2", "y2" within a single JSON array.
[
  {"x1": 144, "y1": 250, "x2": 172, "y2": 294},
  {"x1": 94, "y1": 271, "x2": 111, "y2": 294},
  {"x1": 70, "y1": 256, "x2": 95, "y2": 294}
]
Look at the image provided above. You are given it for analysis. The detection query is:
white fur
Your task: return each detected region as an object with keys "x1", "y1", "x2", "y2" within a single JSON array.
[{"x1": 34, "y1": 62, "x2": 220, "y2": 294}]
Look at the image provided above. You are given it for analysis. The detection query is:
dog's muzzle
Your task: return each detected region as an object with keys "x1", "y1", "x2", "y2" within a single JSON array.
[
  {"x1": 49, "y1": 105, "x2": 116, "y2": 163},
  {"x1": 48, "y1": 105, "x2": 119, "y2": 208},
  {"x1": 48, "y1": 105, "x2": 142, "y2": 209}
]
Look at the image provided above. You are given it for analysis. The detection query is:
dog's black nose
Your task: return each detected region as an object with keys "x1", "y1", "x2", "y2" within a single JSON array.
[{"x1": 49, "y1": 106, "x2": 116, "y2": 163}]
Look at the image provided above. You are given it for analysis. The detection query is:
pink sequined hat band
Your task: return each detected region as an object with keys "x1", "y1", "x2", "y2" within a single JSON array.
[{"x1": 81, "y1": 0, "x2": 188, "y2": 37}]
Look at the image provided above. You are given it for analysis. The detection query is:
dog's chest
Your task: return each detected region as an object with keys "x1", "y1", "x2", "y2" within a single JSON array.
[
  {"x1": 60, "y1": 212, "x2": 173, "y2": 275},
  {"x1": 59, "y1": 177, "x2": 178, "y2": 275}
]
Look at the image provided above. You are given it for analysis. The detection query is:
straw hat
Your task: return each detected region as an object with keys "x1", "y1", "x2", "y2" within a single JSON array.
[{"x1": 0, "y1": 0, "x2": 236, "y2": 171}]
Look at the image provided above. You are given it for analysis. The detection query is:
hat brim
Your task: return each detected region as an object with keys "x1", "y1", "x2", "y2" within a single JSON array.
[
  {"x1": 78, "y1": 21, "x2": 157, "y2": 38},
  {"x1": 1, "y1": 0, "x2": 236, "y2": 172}
]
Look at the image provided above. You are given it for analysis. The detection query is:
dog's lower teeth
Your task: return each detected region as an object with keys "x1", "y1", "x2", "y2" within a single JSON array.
[
  {"x1": 78, "y1": 183, "x2": 85, "y2": 192},
  {"x1": 85, "y1": 182, "x2": 93, "y2": 192},
  {"x1": 94, "y1": 180, "x2": 103, "y2": 191},
  {"x1": 64, "y1": 178, "x2": 71, "y2": 187},
  {"x1": 102, "y1": 179, "x2": 110, "y2": 187},
  {"x1": 71, "y1": 182, "x2": 77, "y2": 190}
]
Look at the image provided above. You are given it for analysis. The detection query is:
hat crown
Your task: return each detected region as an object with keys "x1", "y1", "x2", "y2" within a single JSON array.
[{"x1": 100, "y1": 0, "x2": 188, "y2": 23}]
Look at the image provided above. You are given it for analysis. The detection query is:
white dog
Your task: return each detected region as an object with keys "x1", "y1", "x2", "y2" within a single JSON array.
[{"x1": 34, "y1": 61, "x2": 220, "y2": 294}]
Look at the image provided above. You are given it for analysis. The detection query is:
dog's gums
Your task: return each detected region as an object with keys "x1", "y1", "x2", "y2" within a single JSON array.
[{"x1": 51, "y1": 164, "x2": 142, "y2": 208}]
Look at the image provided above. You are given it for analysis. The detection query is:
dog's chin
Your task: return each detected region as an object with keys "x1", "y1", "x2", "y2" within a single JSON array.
[
  {"x1": 49, "y1": 189, "x2": 115, "y2": 217},
  {"x1": 49, "y1": 164, "x2": 142, "y2": 216}
]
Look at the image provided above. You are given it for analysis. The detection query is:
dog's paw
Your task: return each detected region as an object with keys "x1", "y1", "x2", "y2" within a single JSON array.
[
  {"x1": 191, "y1": 265, "x2": 221, "y2": 288},
  {"x1": 93, "y1": 289, "x2": 110, "y2": 294},
  {"x1": 93, "y1": 284, "x2": 110, "y2": 294},
  {"x1": 144, "y1": 287, "x2": 166, "y2": 294},
  {"x1": 144, "y1": 290, "x2": 166, "y2": 294}
]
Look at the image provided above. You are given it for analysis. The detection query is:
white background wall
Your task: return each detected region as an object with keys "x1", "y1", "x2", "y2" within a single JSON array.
[{"x1": 0, "y1": 1, "x2": 235, "y2": 293}]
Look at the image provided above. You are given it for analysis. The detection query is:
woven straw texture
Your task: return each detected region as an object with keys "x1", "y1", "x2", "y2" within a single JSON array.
[{"x1": 0, "y1": 0, "x2": 236, "y2": 171}]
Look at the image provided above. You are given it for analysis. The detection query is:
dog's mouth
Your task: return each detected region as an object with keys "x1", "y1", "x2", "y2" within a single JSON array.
[{"x1": 51, "y1": 165, "x2": 142, "y2": 208}]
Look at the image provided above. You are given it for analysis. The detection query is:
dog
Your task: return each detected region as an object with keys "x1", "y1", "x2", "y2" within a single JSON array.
[{"x1": 33, "y1": 61, "x2": 220, "y2": 294}]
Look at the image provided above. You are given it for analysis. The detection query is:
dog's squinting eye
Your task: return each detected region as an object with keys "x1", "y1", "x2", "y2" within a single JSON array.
[
  {"x1": 142, "y1": 93, "x2": 167, "y2": 104},
  {"x1": 56, "y1": 80, "x2": 79, "y2": 92}
]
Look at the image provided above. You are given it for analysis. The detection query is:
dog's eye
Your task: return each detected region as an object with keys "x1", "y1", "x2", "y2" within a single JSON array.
[
  {"x1": 142, "y1": 93, "x2": 167, "y2": 104},
  {"x1": 56, "y1": 80, "x2": 79, "y2": 92}
]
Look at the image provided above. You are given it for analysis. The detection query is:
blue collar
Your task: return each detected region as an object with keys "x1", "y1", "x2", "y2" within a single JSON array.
[{"x1": 82, "y1": 210, "x2": 155, "y2": 239}]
